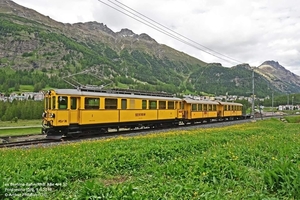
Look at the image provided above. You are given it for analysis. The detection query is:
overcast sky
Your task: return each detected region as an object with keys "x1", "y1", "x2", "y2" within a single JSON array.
[{"x1": 13, "y1": 0, "x2": 300, "y2": 75}]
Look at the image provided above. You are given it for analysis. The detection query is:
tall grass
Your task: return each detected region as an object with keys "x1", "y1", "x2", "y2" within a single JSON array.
[{"x1": 0, "y1": 118, "x2": 299, "y2": 199}]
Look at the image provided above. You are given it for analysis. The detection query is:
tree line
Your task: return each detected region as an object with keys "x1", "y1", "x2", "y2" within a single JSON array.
[{"x1": 0, "y1": 100, "x2": 43, "y2": 121}]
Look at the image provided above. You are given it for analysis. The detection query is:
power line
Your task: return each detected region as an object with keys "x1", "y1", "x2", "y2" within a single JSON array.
[
  {"x1": 97, "y1": 0, "x2": 244, "y2": 65},
  {"x1": 112, "y1": 0, "x2": 244, "y2": 64}
]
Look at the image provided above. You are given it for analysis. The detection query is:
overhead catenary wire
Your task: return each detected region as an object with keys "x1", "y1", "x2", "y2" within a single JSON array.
[
  {"x1": 112, "y1": 0, "x2": 244, "y2": 64},
  {"x1": 98, "y1": 0, "x2": 236, "y2": 64},
  {"x1": 97, "y1": 0, "x2": 245, "y2": 65}
]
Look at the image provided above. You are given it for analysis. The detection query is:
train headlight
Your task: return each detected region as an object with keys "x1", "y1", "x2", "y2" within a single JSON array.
[{"x1": 49, "y1": 113, "x2": 55, "y2": 118}]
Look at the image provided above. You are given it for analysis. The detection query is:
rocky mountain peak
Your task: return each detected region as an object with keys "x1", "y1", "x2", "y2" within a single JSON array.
[
  {"x1": 232, "y1": 63, "x2": 252, "y2": 70},
  {"x1": 139, "y1": 33, "x2": 156, "y2": 42},
  {"x1": 259, "y1": 60, "x2": 286, "y2": 71},
  {"x1": 116, "y1": 28, "x2": 136, "y2": 37},
  {"x1": 116, "y1": 29, "x2": 156, "y2": 42},
  {"x1": 255, "y1": 60, "x2": 300, "y2": 93},
  {"x1": 73, "y1": 21, "x2": 116, "y2": 36}
]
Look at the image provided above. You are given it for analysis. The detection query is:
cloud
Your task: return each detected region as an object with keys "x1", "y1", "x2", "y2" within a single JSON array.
[{"x1": 12, "y1": 0, "x2": 300, "y2": 75}]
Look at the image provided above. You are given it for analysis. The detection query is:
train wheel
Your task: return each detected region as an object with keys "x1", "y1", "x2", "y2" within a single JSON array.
[{"x1": 100, "y1": 128, "x2": 108, "y2": 133}]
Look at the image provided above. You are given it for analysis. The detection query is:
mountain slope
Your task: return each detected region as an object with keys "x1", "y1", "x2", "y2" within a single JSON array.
[
  {"x1": 255, "y1": 61, "x2": 300, "y2": 93},
  {"x1": 0, "y1": 0, "x2": 299, "y2": 96}
]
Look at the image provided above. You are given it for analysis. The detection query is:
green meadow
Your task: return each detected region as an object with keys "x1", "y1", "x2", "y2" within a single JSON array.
[
  {"x1": 0, "y1": 118, "x2": 299, "y2": 199},
  {"x1": 0, "y1": 120, "x2": 41, "y2": 136}
]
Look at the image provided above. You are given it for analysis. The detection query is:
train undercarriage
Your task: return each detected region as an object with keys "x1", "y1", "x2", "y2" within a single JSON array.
[
  {"x1": 43, "y1": 119, "x2": 181, "y2": 140},
  {"x1": 43, "y1": 115, "x2": 250, "y2": 140}
]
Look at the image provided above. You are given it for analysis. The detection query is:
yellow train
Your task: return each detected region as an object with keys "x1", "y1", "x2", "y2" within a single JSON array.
[{"x1": 42, "y1": 88, "x2": 244, "y2": 139}]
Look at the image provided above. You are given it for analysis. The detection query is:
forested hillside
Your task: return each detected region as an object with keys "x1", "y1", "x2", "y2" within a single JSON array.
[{"x1": 0, "y1": 1, "x2": 299, "y2": 97}]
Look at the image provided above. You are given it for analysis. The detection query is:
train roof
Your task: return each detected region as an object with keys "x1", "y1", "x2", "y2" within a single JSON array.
[
  {"x1": 183, "y1": 98, "x2": 219, "y2": 105},
  {"x1": 49, "y1": 89, "x2": 182, "y2": 101},
  {"x1": 183, "y1": 98, "x2": 243, "y2": 106},
  {"x1": 218, "y1": 101, "x2": 243, "y2": 106}
]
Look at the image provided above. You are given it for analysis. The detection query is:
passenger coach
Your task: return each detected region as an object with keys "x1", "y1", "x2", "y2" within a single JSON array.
[
  {"x1": 182, "y1": 98, "x2": 244, "y2": 124},
  {"x1": 42, "y1": 88, "x2": 183, "y2": 139},
  {"x1": 182, "y1": 98, "x2": 219, "y2": 124}
]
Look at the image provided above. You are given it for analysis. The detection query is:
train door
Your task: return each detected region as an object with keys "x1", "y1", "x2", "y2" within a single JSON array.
[
  {"x1": 69, "y1": 97, "x2": 79, "y2": 124},
  {"x1": 54, "y1": 96, "x2": 69, "y2": 126},
  {"x1": 217, "y1": 104, "x2": 223, "y2": 118},
  {"x1": 177, "y1": 101, "x2": 183, "y2": 119}
]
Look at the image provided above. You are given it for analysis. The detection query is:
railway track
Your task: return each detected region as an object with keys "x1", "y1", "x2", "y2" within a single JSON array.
[
  {"x1": 0, "y1": 114, "x2": 288, "y2": 149},
  {"x1": 0, "y1": 134, "x2": 44, "y2": 141},
  {"x1": 0, "y1": 139, "x2": 60, "y2": 148}
]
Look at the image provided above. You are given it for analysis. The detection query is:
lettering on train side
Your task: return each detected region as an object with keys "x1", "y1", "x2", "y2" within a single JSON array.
[{"x1": 135, "y1": 113, "x2": 146, "y2": 117}]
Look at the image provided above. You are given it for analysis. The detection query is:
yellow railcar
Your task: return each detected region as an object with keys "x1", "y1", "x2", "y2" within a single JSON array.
[
  {"x1": 42, "y1": 87, "x2": 245, "y2": 139},
  {"x1": 42, "y1": 88, "x2": 183, "y2": 139},
  {"x1": 182, "y1": 99, "x2": 244, "y2": 124},
  {"x1": 182, "y1": 99, "x2": 219, "y2": 123},
  {"x1": 218, "y1": 102, "x2": 243, "y2": 120}
]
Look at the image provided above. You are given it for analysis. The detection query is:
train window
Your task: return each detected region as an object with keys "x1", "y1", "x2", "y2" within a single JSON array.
[
  {"x1": 192, "y1": 104, "x2": 197, "y2": 111},
  {"x1": 149, "y1": 100, "x2": 157, "y2": 109},
  {"x1": 58, "y1": 96, "x2": 68, "y2": 109},
  {"x1": 213, "y1": 105, "x2": 216, "y2": 111},
  {"x1": 71, "y1": 97, "x2": 77, "y2": 110},
  {"x1": 179, "y1": 102, "x2": 183, "y2": 109},
  {"x1": 203, "y1": 104, "x2": 207, "y2": 111},
  {"x1": 52, "y1": 96, "x2": 56, "y2": 109},
  {"x1": 105, "y1": 98, "x2": 117, "y2": 109},
  {"x1": 121, "y1": 99, "x2": 127, "y2": 109},
  {"x1": 159, "y1": 101, "x2": 166, "y2": 109},
  {"x1": 208, "y1": 104, "x2": 212, "y2": 111},
  {"x1": 45, "y1": 97, "x2": 49, "y2": 110},
  {"x1": 168, "y1": 101, "x2": 174, "y2": 109},
  {"x1": 142, "y1": 100, "x2": 147, "y2": 109},
  {"x1": 85, "y1": 98, "x2": 99, "y2": 109},
  {"x1": 198, "y1": 104, "x2": 202, "y2": 111}
]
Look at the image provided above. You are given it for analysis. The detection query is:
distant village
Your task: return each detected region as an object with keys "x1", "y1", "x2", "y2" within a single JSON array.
[
  {"x1": 0, "y1": 91, "x2": 299, "y2": 111},
  {"x1": 0, "y1": 92, "x2": 44, "y2": 102}
]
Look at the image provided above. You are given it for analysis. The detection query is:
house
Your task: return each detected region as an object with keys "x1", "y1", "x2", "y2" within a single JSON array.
[
  {"x1": 278, "y1": 105, "x2": 300, "y2": 111},
  {"x1": 34, "y1": 92, "x2": 44, "y2": 101}
]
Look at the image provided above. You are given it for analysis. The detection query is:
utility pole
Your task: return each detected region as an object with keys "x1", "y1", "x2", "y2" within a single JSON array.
[
  {"x1": 271, "y1": 91, "x2": 274, "y2": 115},
  {"x1": 252, "y1": 70, "x2": 255, "y2": 120}
]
